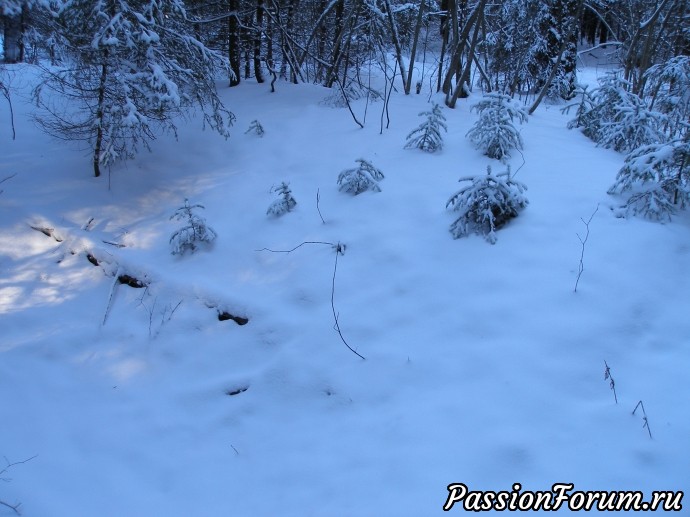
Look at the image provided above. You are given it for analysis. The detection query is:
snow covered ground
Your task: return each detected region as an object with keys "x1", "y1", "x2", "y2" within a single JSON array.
[{"x1": 1, "y1": 63, "x2": 688, "y2": 515}]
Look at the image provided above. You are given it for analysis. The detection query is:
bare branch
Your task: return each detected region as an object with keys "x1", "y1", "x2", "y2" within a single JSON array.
[{"x1": 574, "y1": 204, "x2": 599, "y2": 293}]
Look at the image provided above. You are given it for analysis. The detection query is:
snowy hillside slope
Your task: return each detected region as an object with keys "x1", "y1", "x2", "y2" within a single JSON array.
[{"x1": 0, "y1": 63, "x2": 688, "y2": 515}]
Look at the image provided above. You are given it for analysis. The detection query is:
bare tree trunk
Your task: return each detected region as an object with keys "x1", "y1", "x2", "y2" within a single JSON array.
[
  {"x1": 442, "y1": 0, "x2": 485, "y2": 105},
  {"x1": 529, "y1": 0, "x2": 584, "y2": 114},
  {"x1": 447, "y1": 6, "x2": 482, "y2": 106},
  {"x1": 382, "y1": 0, "x2": 409, "y2": 92},
  {"x1": 405, "y1": 0, "x2": 426, "y2": 94},
  {"x1": 2, "y1": 13, "x2": 22, "y2": 63},
  {"x1": 93, "y1": 61, "x2": 109, "y2": 178},
  {"x1": 254, "y1": 0, "x2": 265, "y2": 82},
  {"x1": 228, "y1": 0, "x2": 241, "y2": 86}
]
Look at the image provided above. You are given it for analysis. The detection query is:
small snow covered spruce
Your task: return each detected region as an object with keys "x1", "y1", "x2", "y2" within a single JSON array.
[
  {"x1": 169, "y1": 199, "x2": 217, "y2": 255},
  {"x1": 446, "y1": 165, "x2": 528, "y2": 244},
  {"x1": 466, "y1": 93, "x2": 527, "y2": 162},
  {"x1": 566, "y1": 73, "x2": 665, "y2": 153},
  {"x1": 608, "y1": 138, "x2": 690, "y2": 221},
  {"x1": 337, "y1": 159, "x2": 385, "y2": 195},
  {"x1": 405, "y1": 102, "x2": 448, "y2": 153},
  {"x1": 267, "y1": 182, "x2": 297, "y2": 217},
  {"x1": 245, "y1": 119, "x2": 265, "y2": 136}
]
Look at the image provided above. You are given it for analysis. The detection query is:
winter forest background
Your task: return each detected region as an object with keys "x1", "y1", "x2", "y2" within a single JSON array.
[{"x1": 1, "y1": 0, "x2": 689, "y2": 515}]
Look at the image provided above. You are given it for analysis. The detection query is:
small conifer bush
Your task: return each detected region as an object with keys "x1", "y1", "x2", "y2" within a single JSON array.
[
  {"x1": 245, "y1": 119, "x2": 265, "y2": 136},
  {"x1": 446, "y1": 165, "x2": 528, "y2": 244},
  {"x1": 466, "y1": 93, "x2": 527, "y2": 162},
  {"x1": 169, "y1": 199, "x2": 217, "y2": 255},
  {"x1": 608, "y1": 138, "x2": 690, "y2": 221},
  {"x1": 337, "y1": 159, "x2": 385, "y2": 195},
  {"x1": 405, "y1": 102, "x2": 447, "y2": 153},
  {"x1": 267, "y1": 182, "x2": 297, "y2": 217}
]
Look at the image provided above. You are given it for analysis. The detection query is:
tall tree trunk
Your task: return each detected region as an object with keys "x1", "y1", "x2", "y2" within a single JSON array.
[
  {"x1": 254, "y1": 0, "x2": 265, "y2": 83},
  {"x1": 2, "y1": 13, "x2": 22, "y2": 63},
  {"x1": 441, "y1": 0, "x2": 485, "y2": 104},
  {"x1": 228, "y1": 0, "x2": 241, "y2": 86},
  {"x1": 382, "y1": 0, "x2": 409, "y2": 92},
  {"x1": 447, "y1": 6, "x2": 482, "y2": 106},
  {"x1": 93, "y1": 61, "x2": 109, "y2": 178},
  {"x1": 405, "y1": 0, "x2": 426, "y2": 94}
]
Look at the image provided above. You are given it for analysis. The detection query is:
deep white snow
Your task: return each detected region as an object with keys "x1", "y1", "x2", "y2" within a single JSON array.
[{"x1": 0, "y1": 62, "x2": 688, "y2": 516}]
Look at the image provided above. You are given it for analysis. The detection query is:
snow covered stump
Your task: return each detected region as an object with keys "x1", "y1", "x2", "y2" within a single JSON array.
[{"x1": 446, "y1": 165, "x2": 528, "y2": 244}]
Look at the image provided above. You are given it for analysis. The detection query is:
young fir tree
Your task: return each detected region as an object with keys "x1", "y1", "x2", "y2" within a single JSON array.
[
  {"x1": 405, "y1": 102, "x2": 448, "y2": 153},
  {"x1": 33, "y1": 0, "x2": 234, "y2": 177},
  {"x1": 267, "y1": 182, "x2": 297, "y2": 217},
  {"x1": 466, "y1": 93, "x2": 528, "y2": 162},
  {"x1": 337, "y1": 159, "x2": 385, "y2": 195},
  {"x1": 642, "y1": 56, "x2": 690, "y2": 140},
  {"x1": 446, "y1": 165, "x2": 528, "y2": 244},
  {"x1": 169, "y1": 199, "x2": 217, "y2": 255},
  {"x1": 568, "y1": 73, "x2": 664, "y2": 153},
  {"x1": 608, "y1": 138, "x2": 690, "y2": 221},
  {"x1": 246, "y1": 119, "x2": 265, "y2": 136}
]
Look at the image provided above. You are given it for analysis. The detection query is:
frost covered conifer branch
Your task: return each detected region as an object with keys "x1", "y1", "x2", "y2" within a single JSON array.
[
  {"x1": 267, "y1": 182, "x2": 297, "y2": 217},
  {"x1": 169, "y1": 199, "x2": 217, "y2": 255},
  {"x1": 466, "y1": 93, "x2": 527, "y2": 162},
  {"x1": 337, "y1": 159, "x2": 385, "y2": 195},
  {"x1": 404, "y1": 102, "x2": 447, "y2": 153},
  {"x1": 33, "y1": 0, "x2": 235, "y2": 177},
  {"x1": 446, "y1": 165, "x2": 528, "y2": 244}
]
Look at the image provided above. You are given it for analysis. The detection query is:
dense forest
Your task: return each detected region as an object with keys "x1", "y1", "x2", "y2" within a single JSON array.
[{"x1": 1, "y1": 0, "x2": 689, "y2": 213}]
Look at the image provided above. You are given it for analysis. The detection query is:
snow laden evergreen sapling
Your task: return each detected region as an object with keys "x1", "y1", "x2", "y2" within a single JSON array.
[
  {"x1": 642, "y1": 56, "x2": 690, "y2": 140},
  {"x1": 405, "y1": 102, "x2": 447, "y2": 153},
  {"x1": 565, "y1": 73, "x2": 665, "y2": 153},
  {"x1": 466, "y1": 94, "x2": 527, "y2": 162},
  {"x1": 169, "y1": 199, "x2": 217, "y2": 255},
  {"x1": 245, "y1": 119, "x2": 264, "y2": 136},
  {"x1": 267, "y1": 182, "x2": 297, "y2": 217},
  {"x1": 33, "y1": 0, "x2": 235, "y2": 178},
  {"x1": 608, "y1": 138, "x2": 690, "y2": 221},
  {"x1": 446, "y1": 165, "x2": 528, "y2": 244},
  {"x1": 337, "y1": 159, "x2": 385, "y2": 195}
]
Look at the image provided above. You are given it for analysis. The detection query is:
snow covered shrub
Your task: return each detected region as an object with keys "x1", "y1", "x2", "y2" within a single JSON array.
[
  {"x1": 169, "y1": 199, "x2": 217, "y2": 255},
  {"x1": 267, "y1": 182, "x2": 297, "y2": 217},
  {"x1": 566, "y1": 73, "x2": 665, "y2": 152},
  {"x1": 608, "y1": 138, "x2": 690, "y2": 221},
  {"x1": 32, "y1": 0, "x2": 234, "y2": 178},
  {"x1": 643, "y1": 56, "x2": 690, "y2": 139},
  {"x1": 446, "y1": 165, "x2": 528, "y2": 244},
  {"x1": 405, "y1": 102, "x2": 447, "y2": 153},
  {"x1": 466, "y1": 93, "x2": 527, "y2": 162},
  {"x1": 321, "y1": 81, "x2": 381, "y2": 108},
  {"x1": 245, "y1": 119, "x2": 264, "y2": 136},
  {"x1": 337, "y1": 159, "x2": 384, "y2": 195}
]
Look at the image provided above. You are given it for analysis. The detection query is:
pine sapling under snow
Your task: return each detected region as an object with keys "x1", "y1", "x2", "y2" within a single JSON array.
[
  {"x1": 245, "y1": 119, "x2": 265, "y2": 136},
  {"x1": 405, "y1": 102, "x2": 448, "y2": 153},
  {"x1": 169, "y1": 199, "x2": 217, "y2": 255},
  {"x1": 466, "y1": 93, "x2": 527, "y2": 162},
  {"x1": 337, "y1": 159, "x2": 385, "y2": 195},
  {"x1": 565, "y1": 73, "x2": 665, "y2": 153},
  {"x1": 608, "y1": 138, "x2": 690, "y2": 221},
  {"x1": 267, "y1": 182, "x2": 297, "y2": 217},
  {"x1": 446, "y1": 165, "x2": 528, "y2": 244}
]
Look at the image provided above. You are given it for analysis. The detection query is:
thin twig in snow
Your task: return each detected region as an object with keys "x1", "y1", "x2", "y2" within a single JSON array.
[
  {"x1": 331, "y1": 244, "x2": 365, "y2": 360},
  {"x1": 0, "y1": 173, "x2": 17, "y2": 195},
  {"x1": 632, "y1": 400, "x2": 653, "y2": 439},
  {"x1": 604, "y1": 360, "x2": 618, "y2": 404},
  {"x1": 574, "y1": 204, "x2": 599, "y2": 293},
  {"x1": 255, "y1": 241, "x2": 335, "y2": 253},
  {"x1": 316, "y1": 188, "x2": 326, "y2": 224}
]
